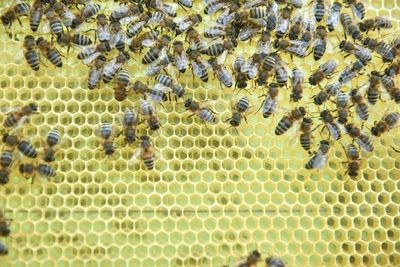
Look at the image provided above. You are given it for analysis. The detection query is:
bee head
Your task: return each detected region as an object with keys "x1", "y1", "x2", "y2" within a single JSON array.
[
  {"x1": 303, "y1": 117, "x2": 313, "y2": 124},
  {"x1": 184, "y1": 98, "x2": 193, "y2": 109},
  {"x1": 252, "y1": 250, "x2": 261, "y2": 258},
  {"x1": 0, "y1": 228, "x2": 10, "y2": 237},
  {"x1": 320, "y1": 140, "x2": 330, "y2": 146},
  {"x1": 29, "y1": 103, "x2": 38, "y2": 112},
  {"x1": 370, "y1": 126, "x2": 381, "y2": 137},
  {"x1": 299, "y1": 106, "x2": 306, "y2": 116},
  {"x1": 357, "y1": 22, "x2": 367, "y2": 32}
]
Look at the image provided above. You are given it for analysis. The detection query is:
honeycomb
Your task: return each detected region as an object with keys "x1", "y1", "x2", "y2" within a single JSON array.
[{"x1": 0, "y1": 0, "x2": 399, "y2": 266}]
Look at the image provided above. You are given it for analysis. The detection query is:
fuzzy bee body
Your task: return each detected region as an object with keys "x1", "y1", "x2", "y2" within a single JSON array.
[
  {"x1": 305, "y1": 140, "x2": 330, "y2": 169},
  {"x1": 0, "y1": 150, "x2": 13, "y2": 169},
  {"x1": 37, "y1": 164, "x2": 56, "y2": 177},
  {"x1": 275, "y1": 107, "x2": 306, "y2": 135},
  {"x1": 18, "y1": 140, "x2": 38, "y2": 158}
]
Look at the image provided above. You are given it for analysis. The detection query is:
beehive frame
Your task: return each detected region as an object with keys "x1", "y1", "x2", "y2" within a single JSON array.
[{"x1": 0, "y1": 0, "x2": 399, "y2": 266}]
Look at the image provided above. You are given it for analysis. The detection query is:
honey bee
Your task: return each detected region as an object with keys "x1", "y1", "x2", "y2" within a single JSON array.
[
  {"x1": 236, "y1": 250, "x2": 261, "y2": 267},
  {"x1": 102, "y1": 51, "x2": 130, "y2": 83},
  {"x1": 171, "y1": 41, "x2": 188, "y2": 73},
  {"x1": 313, "y1": 26, "x2": 327, "y2": 60},
  {"x1": 275, "y1": 5, "x2": 293, "y2": 38},
  {"x1": 287, "y1": 14, "x2": 303, "y2": 41},
  {"x1": 185, "y1": 98, "x2": 217, "y2": 124},
  {"x1": 209, "y1": 56, "x2": 233, "y2": 88},
  {"x1": 338, "y1": 59, "x2": 367, "y2": 84},
  {"x1": 52, "y1": 1, "x2": 75, "y2": 28},
  {"x1": 343, "y1": 0, "x2": 365, "y2": 20},
  {"x1": 235, "y1": 6, "x2": 268, "y2": 22},
  {"x1": 109, "y1": 21, "x2": 126, "y2": 51},
  {"x1": 3, "y1": 103, "x2": 38, "y2": 129},
  {"x1": 2, "y1": 133, "x2": 20, "y2": 150},
  {"x1": 336, "y1": 90, "x2": 350, "y2": 125},
  {"x1": 305, "y1": 140, "x2": 330, "y2": 169},
  {"x1": 145, "y1": 54, "x2": 174, "y2": 77},
  {"x1": 290, "y1": 67, "x2": 304, "y2": 102},
  {"x1": 132, "y1": 81, "x2": 169, "y2": 103},
  {"x1": 365, "y1": 71, "x2": 381, "y2": 105},
  {"x1": 345, "y1": 123, "x2": 374, "y2": 152},
  {"x1": 56, "y1": 32, "x2": 93, "y2": 53},
  {"x1": 155, "y1": 74, "x2": 185, "y2": 100},
  {"x1": 240, "y1": 53, "x2": 263, "y2": 80},
  {"x1": 308, "y1": 60, "x2": 337, "y2": 86},
  {"x1": 259, "y1": 82, "x2": 279, "y2": 118},
  {"x1": 256, "y1": 30, "x2": 271, "y2": 54},
  {"x1": 23, "y1": 35, "x2": 40, "y2": 71},
  {"x1": 88, "y1": 55, "x2": 107, "y2": 89},
  {"x1": 313, "y1": 0, "x2": 327, "y2": 22},
  {"x1": 146, "y1": 0, "x2": 177, "y2": 18},
  {"x1": 0, "y1": 150, "x2": 13, "y2": 170},
  {"x1": 203, "y1": 24, "x2": 229, "y2": 39},
  {"x1": 274, "y1": 56, "x2": 288, "y2": 87},
  {"x1": 225, "y1": 96, "x2": 252, "y2": 131},
  {"x1": 142, "y1": 34, "x2": 171, "y2": 64},
  {"x1": 382, "y1": 75, "x2": 400, "y2": 103},
  {"x1": 358, "y1": 16, "x2": 392, "y2": 33},
  {"x1": 237, "y1": 22, "x2": 262, "y2": 42},
  {"x1": 129, "y1": 29, "x2": 159, "y2": 53},
  {"x1": 1, "y1": 1, "x2": 31, "y2": 38},
  {"x1": 30, "y1": 0, "x2": 46, "y2": 32},
  {"x1": 298, "y1": 117, "x2": 314, "y2": 152},
  {"x1": 19, "y1": 163, "x2": 56, "y2": 182},
  {"x1": 274, "y1": 39, "x2": 308, "y2": 58},
  {"x1": 113, "y1": 69, "x2": 131, "y2": 101},
  {"x1": 341, "y1": 143, "x2": 361, "y2": 179},
  {"x1": 175, "y1": 0, "x2": 193, "y2": 9},
  {"x1": 18, "y1": 140, "x2": 38, "y2": 159},
  {"x1": 42, "y1": 128, "x2": 61, "y2": 162},
  {"x1": 340, "y1": 13, "x2": 361, "y2": 40},
  {"x1": 233, "y1": 56, "x2": 249, "y2": 89},
  {"x1": 36, "y1": 37, "x2": 63, "y2": 67},
  {"x1": 126, "y1": 12, "x2": 151, "y2": 38},
  {"x1": 204, "y1": 0, "x2": 226, "y2": 15},
  {"x1": 98, "y1": 122, "x2": 115, "y2": 156},
  {"x1": 266, "y1": 256, "x2": 287, "y2": 267},
  {"x1": 363, "y1": 37, "x2": 395, "y2": 63},
  {"x1": 77, "y1": 42, "x2": 111, "y2": 64},
  {"x1": 319, "y1": 110, "x2": 342, "y2": 140},
  {"x1": 139, "y1": 99, "x2": 160, "y2": 131},
  {"x1": 384, "y1": 61, "x2": 400, "y2": 77},
  {"x1": 71, "y1": 2, "x2": 100, "y2": 29},
  {"x1": 95, "y1": 14, "x2": 110, "y2": 43},
  {"x1": 339, "y1": 40, "x2": 372, "y2": 62},
  {"x1": 174, "y1": 14, "x2": 202, "y2": 35},
  {"x1": 326, "y1": 2, "x2": 341, "y2": 32},
  {"x1": 186, "y1": 27, "x2": 207, "y2": 52},
  {"x1": 187, "y1": 48, "x2": 209, "y2": 83},
  {"x1": 131, "y1": 135, "x2": 157, "y2": 170},
  {"x1": 371, "y1": 112, "x2": 400, "y2": 137},
  {"x1": 43, "y1": 8, "x2": 64, "y2": 36},
  {"x1": 117, "y1": 108, "x2": 138, "y2": 144},
  {"x1": 201, "y1": 38, "x2": 237, "y2": 57},
  {"x1": 0, "y1": 168, "x2": 10, "y2": 185},
  {"x1": 0, "y1": 241, "x2": 8, "y2": 255},
  {"x1": 349, "y1": 88, "x2": 369, "y2": 121},
  {"x1": 110, "y1": 2, "x2": 143, "y2": 23},
  {"x1": 275, "y1": 106, "x2": 306, "y2": 135},
  {"x1": 0, "y1": 210, "x2": 11, "y2": 237}
]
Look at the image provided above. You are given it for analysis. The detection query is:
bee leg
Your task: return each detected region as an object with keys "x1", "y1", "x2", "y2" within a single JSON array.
[{"x1": 391, "y1": 146, "x2": 400, "y2": 153}]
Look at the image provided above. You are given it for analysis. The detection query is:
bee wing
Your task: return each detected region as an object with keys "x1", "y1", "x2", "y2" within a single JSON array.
[
  {"x1": 350, "y1": 4, "x2": 363, "y2": 20},
  {"x1": 142, "y1": 39, "x2": 156, "y2": 47},
  {"x1": 153, "y1": 83, "x2": 172, "y2": 93},
  {"x1": 89, "y1": 65, "x2": 103, "y2": 84},
  {"x1": 217, "y1": 50, "x2": 229, "y2": 65},
  {"x1": 98, "y1": 25, "x2": 110, "y2": 42},
  {"x1": 83, "y1": 52, "x2": 100, "y2": 65},
  {"x1": 313, "y1": 153, "x2": 328, "y2": 169},
  {"x1": 128, "y1": 148, "x2": 142, "y2": 165},
  {"x1": 110, "y1": 31, "x2": 126, "y2": 48},
  {"x1": 238, "y1": 26, "x2": 258, "y2": 41},
  {"x1": 174, "y1": 52, "x2": 189, "y2": 70},
  {"x1": 10, "y1": 115, "x2": 29, "y2": 134},
  {"x1": 275, "y1": 18, "x2": 289, "y2": 33},
  {"x1": 326, "y1": 123, "x2": 341, "y2": 140},
  {"x1": 42, "y1": 20, "x2": 50, "y2": 33},
  {"x1": 243, "y1": 0, "x2": 265, "y2": 8}
]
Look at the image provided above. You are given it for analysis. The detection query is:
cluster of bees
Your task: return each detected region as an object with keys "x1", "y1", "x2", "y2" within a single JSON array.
[
  {"x1": 1, "y1": 0, "x2": 400, "y2": 176},
  {"x1": 225, "y1": 250, "x2": 288, "y2": 267}
]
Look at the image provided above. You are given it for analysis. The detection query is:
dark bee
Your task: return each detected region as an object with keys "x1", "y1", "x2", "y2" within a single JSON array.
[
  {"x1": 274, "y1": 39, "x2": 308, "y2": 58},
  {"x1": 129, "y1": 29, "x2": 159, "y2": 53},
  {"x1": 233, "y1": 56, "x2": 249, "y2": 89},
  {"x1": 305, "y1": 140, "x2": 330, "y2": 169},
  {"x1": 314, "y1": 0, "x2": 326, "y2": 22},
  {"x1": 146, "y1": 0, "x2": 177, "y2": 17},
  {"x1": 236, "y1": 250, "x2": 261, "y2": 267},
  {"x1": 259, "y1": 83, "x2": 279, "y2": 118},
  {"x1": 349, "y1": 88, "x2": 369, "y2": 121},
  {"x1": 299, "y1": 117, "x2": 314, "y2": 152},
  {"x1": 341, "y1": 143, "x2": 361, "y2": 179},
  {"x1": 366, "y1": 71, "x2": 381, "y2": 105},
  {"x1": 275, "y1": 106, "x2": 306, "y2": 135},
  {"x1": 114, "y1": 69, "x2": 131, "y2": 101},
  {"x1": 313, "y1": 26, "x2": 327, "y2": 60},
  {"x1": 57, "y1": 32, "x2": 93, "y2": 49},
  {"x1": 326, "y1": 2, "x2": 342, "y2": 32},
  {"x1": 204, "y1": 0, "x2": 225, "y2": 15},
  {"x1": 339, "y1": 40, "x2": 372, "y2": 62},
  {"x1": 0, "y1": 169, "x2": 10, "y2": 185},
  {"x1": 36, "y1": 37, "x2": 63, "y2": 67},
  {"x1": 30, "y1": 0, "x2": 45, "y2": 32},
  {"x1": 235, "y1": 7, "x2": 268, "y2": 21},
  {"x1": 2, "y1": 133, "x2": 19, "y2": 149},
  {"x1": 171, "y1": 41, "x2": 189, "y2": 73},
  {"x1": 340, "y1": 13, "x2": 361, "y2": 40},
  {"x1": 155, "y1": 74, "x2": 185, "y2": 100},
  {"x1": 275, "y1": 5, "x2": 293, "y2": 38},
  {"x1": 175, "y1": 0, "x2": 193, "y2": 8},
  {"x1": 174, "y1": 14, "x2": 202, "y2": 35},
  {"x1": 358, "y1": 16, "x2": 392, "y2": 33},
  {"x1": 102, "y1": 51, "x2": 130, "y2": 83},
  {"x1": 0, "y1": 241, "x2": 8, "y2": 255},
  {"x1": 42, "y1": 128, "x2": 61, "y2": 162},
  {"x1": 209, "y1": 57, "x2": 233, "y2": 88},
  {"x1": 110, "y1": 2, "x2": 143, "y2": 22},
  {"x1": 88, "y1": 55, "x2": 107, "y2": 89},
  {"x1": 273, "y1": 54, "x2": 288, "y2": 87},
  {"x1": 95, "y1": 13, "x2": 110, "y2": 43},
  {"x1": 1, "y1": 1, "x2": 31, "y2": 37},
  {"x1": 186, "y1": 27, "x2": 207, "y2": 52},
  {"x1": 185, "y1": 98, "x2": 217, "y2": 124},
  {"x1": 309, "y1": 60, "x2": 337, "y2": 86},
  {"x1": 71, "y1": 2, "x2": 101, "y2": 28},
  {"x1": 3, "y1": 103, "x2": 38, "y2": 129},
  {"x1": 18, "y1": 140, "x2": 38, "y2": 159},
  {"x1": 0, "y1": 150, "x2": 13, "y2": 169},
  {"x1": 142, "y1": 34, "x2": 171, "y2": 65},
  {"x1": 19, "y1": 163, "x2": 56, "y2": 181},
  {"x1": 139, "y1": 99, "x2": 160, "y2": 131},
  {"x1": 345, "y1": 123, "x2": 374, "y2": 152},
  {"x1": 98, "y1": 122, "x2": 115, "y2": 156},
  {"x1": 343, "y1": 0, "x2": 364, "y2": 19},
  {"x1": 363, "y1": 37, "x2": 395, "y2": 63},
  {"x1": 320, "y1": 110, "x2": 342, "y2": 140},
  {"x1": 336, "y1": 90, "x2": 350, "y2": 125},
  {"x1": 371, "y1": 112, "x2": 400, "y2": 137},
  {"x1": 131, "y1": 135, "x2": 157, "y2": 170},
  {"x1": 288, "y1": 15, "x2": 303, "y2": 40},
  {"x1": 290, "y1": 67, "x2": 304, "y2": 102},
  {"x1": 201, "y1": 38, "x2": 237, "y2": 57},
  {"x1": 118, "y1": 108, "x2": 138, "y2": 144},
  {"x1": 0, "y1": 210, "x2": 11, "y2": 237},
  {"x1": 52, "y1": 1, "x2": 75, "y2": 28},
  {"x1": 126, "y1": 12, "x2": 151, "y2": 38},
  {"x1": 37, "y1": 164, "x2": 56, "y2": 178},
  {"x1": 339, "y1": 59, "x2": 367, "y2": 84},
  {"x1": 225, "y1": 96, "x2": 251, "y2": 130},
  {"x1": 266, "y1": 256, "x2": 287, "y2": 267},
  {"x1": 77, "y1": 42, "x2": 111, "y2": 62},
  {"x1": 384, "y1": 61, "x2": 400, "y2": 77},
  {"x1": 23, "y1": 35, "x2": 40, "y2": 71},
  {"x1": 44, "y1": 9, "x2": 64, "y2": 36},
  {"x1": 187, "y1": 48, "x2": 209, "y2": 83}
]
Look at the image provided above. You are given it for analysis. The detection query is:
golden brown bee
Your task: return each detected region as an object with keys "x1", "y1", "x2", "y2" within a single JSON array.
[
  {"x1": 358, "y1": 16, "x2": 392, "y2": 33},
  {"x1": 36, "y1": 37, "x2": 63, "y2": 67},
  {"x1": 184, "y1": 98, "x2": 217, "y2": 124},
  {"x1": 309, "y1": 60, "x2": 337, "y2": 85},
  {"x1": 1, "y1": 1, "x2": 31, "y2": 37},
  {"x1": 345, "y1": 123, "x2": 374, "y2": 152},
  {"x1": 71, "y1": 2, "x2": 100, "y2": 28},
  {"x1": 42, "y1": 128, "x2": 61, "y2": 162},
  {"x1": 114, "y1": 69, "x2": 131, "y2": 101},
  {"x1": 172, "y1": 40, "x2": 189, "y2": 73},
  {"x1": 371, "y1": 112, "x2": 400, "y2": 137},
  {"x1": 0, "y1": 210, "x2": 12, "y2": 237},
  {"x1": 275, "y1": 106, "x2": 306, "y2": 135},
  {"x1": 3, "y1": 103, "x2": 38, "y2": 129},
  {"x1": 23, "y1": 35, "x2": 40, "y2": 71},
  {"x1": 131, "y1": 135, "x2": 157, "y2": 170},
  {"x1": 117, "y1": 108, "x2": 138, "y2": 144}
]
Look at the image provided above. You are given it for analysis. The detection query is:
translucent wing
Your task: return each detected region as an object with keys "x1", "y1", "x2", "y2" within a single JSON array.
[
  {"x1": 98, "y1": 25, "x2": 110, "y2": 42},
  {"x1": 326, "y1": 123, "x2": 341, "y2": 140},
  {"x1": 351, "y1": 4, "x2": 363, "y2": 20},
  {"x1": 276, "y1": 18, "x2": 289, "y2": 33},
  {"x1": 192, "y1": 61, "x2": 206, "y2": 79},
  {"x1": 313, "y1": 153, "x2": 328, "y2": 169},
  {"x1": 42, "y1": 20, "x2": 50, "y2": 33},
  {"x1": 84, "y1": 52, "x2": 100, "y2": 65},
  {"x1": 128, "y1": 148, "x2": 142, "y2": 165},
  {"x1": 88, "y1": 66, "x2": 103, "y2": 85},
  {"x1": 174, "y1": 52, "x2": 189, "y2": 71}
]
